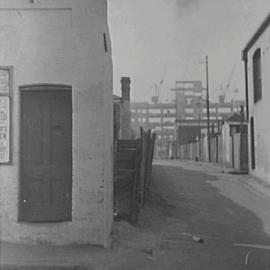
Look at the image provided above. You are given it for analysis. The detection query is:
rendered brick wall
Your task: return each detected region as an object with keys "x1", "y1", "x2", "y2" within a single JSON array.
[
  {"x1": 0, "y1": 0, "x2": 113, "y2": 247},
  {"x1": 246, "y1": 25, "x2": 270, "y2": 183}
]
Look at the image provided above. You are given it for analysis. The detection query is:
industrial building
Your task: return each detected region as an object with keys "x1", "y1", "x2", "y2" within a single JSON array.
[{"x1": 171, "y1": 80, "x2": 245, "y2": 151}]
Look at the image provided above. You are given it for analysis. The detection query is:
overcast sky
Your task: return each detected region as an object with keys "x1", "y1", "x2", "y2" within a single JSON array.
[{"x1": 108, "y1": 0, "x2": 270, "y2": 103}]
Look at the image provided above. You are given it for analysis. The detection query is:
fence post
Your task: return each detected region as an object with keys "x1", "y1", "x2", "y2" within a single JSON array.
[
  {"x1": 142, "y1": 130, "x2": 151, "y2": 206},
  {"x1": 147, "y1": 132, "x2": 156, "y2": 188},
  {"x1": 139, "y1": 129, "x2": 147, "y2": 206},
  {"x1": 130, "y1": 138, "x2": 141, "y2": 223}
]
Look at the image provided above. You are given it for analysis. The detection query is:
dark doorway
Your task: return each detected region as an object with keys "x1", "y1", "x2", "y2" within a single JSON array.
[
  {"x1": 19, "y1": 85, "x2": 72, "y2": 222},
  {"x1": 250, "y1": 117, "x2": 255, "y2": 170}
]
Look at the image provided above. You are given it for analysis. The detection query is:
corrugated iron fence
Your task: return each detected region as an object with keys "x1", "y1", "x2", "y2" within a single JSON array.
[{"x1": 114, "y1": 128, "x2": 156, "y2": 224}]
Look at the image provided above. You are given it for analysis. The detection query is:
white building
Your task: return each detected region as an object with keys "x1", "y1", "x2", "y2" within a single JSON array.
[
  {"x1": 0, "y1": 0, "x2": 113, "y2": 247},
  {"x1": 243, "y1": 13, "x2": 270, "y2": 183}
]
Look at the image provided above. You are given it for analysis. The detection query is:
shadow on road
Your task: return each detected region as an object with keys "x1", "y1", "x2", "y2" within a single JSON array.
[{"x1": 141, "y1": 163, "x2": 270, "y2": 269}]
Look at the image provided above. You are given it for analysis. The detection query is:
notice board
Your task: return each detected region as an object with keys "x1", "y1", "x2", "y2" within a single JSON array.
[{"x1": 0, "y1": 67, "x2": 12, "y2": 164}]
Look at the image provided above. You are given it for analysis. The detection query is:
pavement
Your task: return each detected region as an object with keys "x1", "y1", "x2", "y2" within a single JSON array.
[{"x1": 2, "y1": 159, "x2": 270, "y2": 269}]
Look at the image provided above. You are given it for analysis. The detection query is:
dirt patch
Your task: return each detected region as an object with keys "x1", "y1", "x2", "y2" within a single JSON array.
[
  {"x1": 112, "y1": 189, "x2": 176, "y2": 250},
  {"x1": 139, "y1": 191, "x2": 176, "y2": 229}
]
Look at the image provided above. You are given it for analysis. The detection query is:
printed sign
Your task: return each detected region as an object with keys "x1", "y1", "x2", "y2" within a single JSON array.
[
  {"x1": 0, "y1": 69, "x2": 9, "y2": 94},
  {"x1": 0, "y1": 96, "x2": 10, "y2": 163}
]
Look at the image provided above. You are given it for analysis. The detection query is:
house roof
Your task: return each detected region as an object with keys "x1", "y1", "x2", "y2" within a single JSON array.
[
  {"x1": 225, "y1": 112, "x2": 243, "y2": 123},
  {"x1": 242, "y1": 13, "x2": 270, "y2": 60},
  {"x1": 113, "y1": 94, "x2": 121, "y2": 100}
]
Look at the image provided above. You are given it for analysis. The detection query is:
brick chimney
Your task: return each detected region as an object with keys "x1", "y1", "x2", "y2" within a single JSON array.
[
  {"x1": 121, "y1": 77, "x2": 131, "y2": 101},
  {"x1": 120, "y1": 77, "x2": 132, "y2": 138}
]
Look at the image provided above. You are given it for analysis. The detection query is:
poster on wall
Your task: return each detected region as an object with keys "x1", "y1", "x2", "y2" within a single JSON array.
[
  {"x1": 0, "y1": 96, "x2": 10, "y2": 163},
  {"x1": 0, "y1": 69, "x2": 10, "y2": 94}
]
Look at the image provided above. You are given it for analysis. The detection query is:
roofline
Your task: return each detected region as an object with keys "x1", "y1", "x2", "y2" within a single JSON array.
[
  {"x1": 171, "y1": 87, "x2": 206, "y2": 92},
  {"x1": 242, "y1": 13, "x2": 270, "y2": 61},
  {"x1": 175, "y1": 80, "x2": 202, "y2": 83}
]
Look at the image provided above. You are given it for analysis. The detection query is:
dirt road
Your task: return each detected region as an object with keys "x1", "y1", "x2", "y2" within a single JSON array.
[
  {"x1": 107, "y1": 160, "x2": 270, "y2": 270},
  {"x1": 2, "y1": 160, "x2": 270, "y2": 269}
]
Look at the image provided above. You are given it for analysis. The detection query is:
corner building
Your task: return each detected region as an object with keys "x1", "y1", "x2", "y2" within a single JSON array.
[
  {"x1": 0, "y1": 0, "x2": 113, "y2": 247},
  {"x1": 243, "y1": 13, "x2": 270, "y2": 184}
]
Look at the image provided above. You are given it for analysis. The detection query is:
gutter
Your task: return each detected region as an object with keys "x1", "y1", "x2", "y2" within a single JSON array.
[
  {"x1": 242, "y1": 13, "x2": 270, "y2": 59},
  {"x1": 242, "y1": 13, "x2": 270, "y2": 122}
]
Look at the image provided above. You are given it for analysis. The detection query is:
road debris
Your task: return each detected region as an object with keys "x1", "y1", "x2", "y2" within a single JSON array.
[{"x1": 192, "y1": 236, "x2": 204, "y2": 243}]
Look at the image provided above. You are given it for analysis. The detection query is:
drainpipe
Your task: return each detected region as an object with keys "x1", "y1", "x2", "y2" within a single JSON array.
[
  {"x1": 242, "y1": 51, "x2": 249, "y2": 172},
  {"x1": 243, "y1": 52, "x2": 249, "y2": 122}
]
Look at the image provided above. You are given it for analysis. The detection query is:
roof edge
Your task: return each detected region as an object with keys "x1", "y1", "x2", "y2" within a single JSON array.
[{"x1": 242, "y1": 13, "x2": 270, "y2": 60}]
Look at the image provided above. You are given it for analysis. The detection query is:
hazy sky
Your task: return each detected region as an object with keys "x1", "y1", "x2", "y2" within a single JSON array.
[{"x1": 108, "y1": 0, "x2": 270, "y2": 103}]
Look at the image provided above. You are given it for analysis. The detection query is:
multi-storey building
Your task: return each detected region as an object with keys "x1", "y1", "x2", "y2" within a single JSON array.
[
  {"x1": 131, "y1": 102, "x2": 176, "y2": 159},
  {"x1": 131, "y1": 81, "x2": 245, "y2": 159},
  {"x1": 171, "y1": 80, "x2": 245, "y2": 146}
]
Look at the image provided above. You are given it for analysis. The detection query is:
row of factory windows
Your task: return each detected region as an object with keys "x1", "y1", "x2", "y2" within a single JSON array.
[
  {"x1": 185, "y1": 116, "x2": 224, "y2": 120},
  {"x1": 184, "y1": 107, "x2": 239, "y2": 114},
  {"x1": 132, "y1": 117, "x2": 175, "y2": 123},
  {"x1": 131, "y1": 108, "x2": 176, "y2": 114},
  {"x1": 132, "y1": 106, "x2": 240, "y2": 115},
  {"x1": 132, "y1": 114, "x2": 229, "y2": 123}
]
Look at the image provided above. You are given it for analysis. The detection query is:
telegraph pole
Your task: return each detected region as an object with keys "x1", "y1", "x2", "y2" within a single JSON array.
[
  {"x1": 206, "y1": 56, "x2": 211, "y2": 162},
  {"x1": 200, "y1": 56, "x2": 211, "y2": 162}
]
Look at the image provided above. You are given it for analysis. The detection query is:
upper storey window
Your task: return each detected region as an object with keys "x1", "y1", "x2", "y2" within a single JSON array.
[{"x1": 253, "y1": 48, "x2": 262, "y2": 103}]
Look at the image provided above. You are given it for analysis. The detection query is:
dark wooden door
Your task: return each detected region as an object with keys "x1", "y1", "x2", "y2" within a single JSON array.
[
  {"x1": 20, "y1": 86, "x2": 72, "y2": 222},
  {"x1": 250, "y1": 117, "x2": 256, "y2": 170}
]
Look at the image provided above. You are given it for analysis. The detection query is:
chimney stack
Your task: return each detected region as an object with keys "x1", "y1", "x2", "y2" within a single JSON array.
[
  {"x1": 120, "y1": 77, "x2": 132, "y2": 138},
  {"x1": 121, "y1": 77, "x2": 131, "y2": 101}
]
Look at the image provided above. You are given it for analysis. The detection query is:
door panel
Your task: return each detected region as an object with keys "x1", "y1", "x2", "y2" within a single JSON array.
[
  {"x1": 20, "y1": 86, "x2": 72, "y2": 222},
  {"x1": 250, "y1": 117, "x2": 255, "y2": 170}
]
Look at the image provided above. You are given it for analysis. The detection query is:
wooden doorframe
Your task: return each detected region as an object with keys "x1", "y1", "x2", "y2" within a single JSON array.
[
  {"x1": 18, "y1": 84, "x2": 73, "y2": 222},
  {"x1": 250, "y1": 116, "x2": 256, "y2": 170},
  {"x1": 19, "y1": 83, "x2": 72, "y2": 92}
]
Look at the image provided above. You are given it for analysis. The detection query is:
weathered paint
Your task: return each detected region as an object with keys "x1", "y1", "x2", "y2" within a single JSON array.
[
  {"x1": 0, "y1": 0, "x2": 113, "y2": 247},
  {"x1": 245, "y1": 21, "x2": 270, "y2": 183}
]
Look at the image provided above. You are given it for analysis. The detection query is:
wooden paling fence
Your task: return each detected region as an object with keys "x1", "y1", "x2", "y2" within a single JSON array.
[
  {"x1": 114, "y1": 129, "x2": 156, "y2": 224},
  {"x1": 139, "y1": 128, "x2": 156, "y2": 206}
]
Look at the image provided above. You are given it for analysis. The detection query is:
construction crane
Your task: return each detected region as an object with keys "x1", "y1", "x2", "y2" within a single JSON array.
[
  {"x1": 151, "y1": 83, "x2": 159, "y2": 104},
  {"x1": 219, "y1": 63, "x2": 236, "y2": 103},
  {"x1": 151, "y1": 64, "x2": 167, "y2": 104}
]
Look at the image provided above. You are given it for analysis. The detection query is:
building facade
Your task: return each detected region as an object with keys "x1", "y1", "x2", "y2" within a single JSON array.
[
  {"x1": 131, "y1": 102, "x2": 176, "y2": 159},
  {"x1": 171, "y1": 80, "x2": 245, "y2": 147},
  {"x1": 0, "y1": 0, "x2": 113, "y2": 247},
  {"x1": 131, "y1": 80, "x2": 244, "y2": 159},
  {"x1": 243, "y1": 13, "x2": 270, "y2": 183}
]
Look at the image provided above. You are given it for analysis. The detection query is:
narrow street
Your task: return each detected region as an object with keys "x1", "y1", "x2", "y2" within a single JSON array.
[
  {"x1": 2, "y1": 160, "x2": 270, "y2": 269},
  {"x1": 1, "y1": 2, "x2": 269, "y2": 270},
  {"x1": 107, "y1": 160, "x2": 270, "y2": 270}
]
